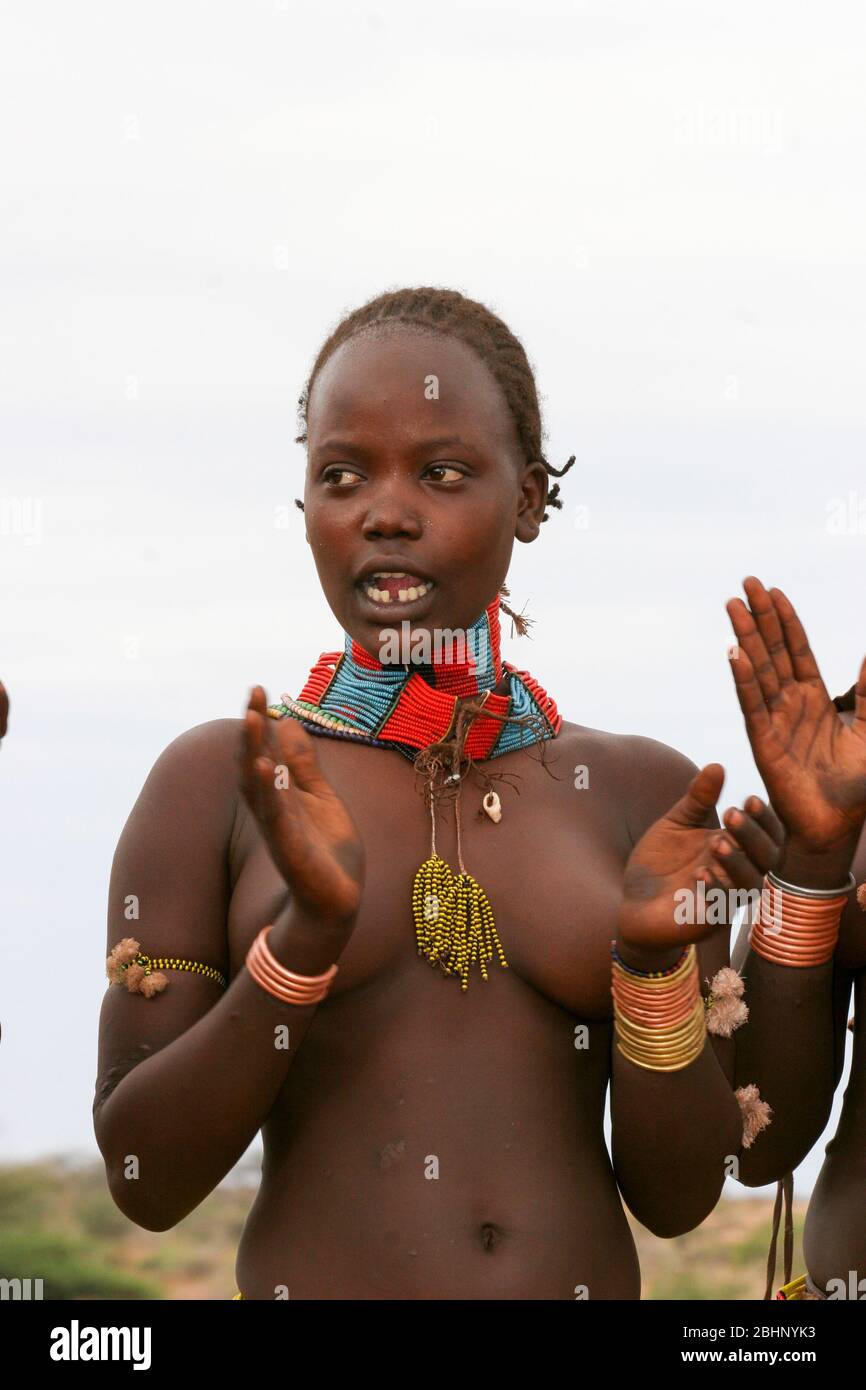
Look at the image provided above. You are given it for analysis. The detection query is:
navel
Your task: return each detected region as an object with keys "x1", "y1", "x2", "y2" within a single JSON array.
[{"x1": 479, "y1": 1222, "x2": 502, "y2": 1252}]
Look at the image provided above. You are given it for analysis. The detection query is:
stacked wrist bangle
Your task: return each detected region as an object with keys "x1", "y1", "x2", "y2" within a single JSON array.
[
  {"x1": 611, "y1": 943, "x2": 706, "y2": 1072},
  {"x1": 245, "y1": 924, "x2": 338, "y2": 1005},
  {"x1": 749, "y1": 871, "x2": 855, "y2": 968}
]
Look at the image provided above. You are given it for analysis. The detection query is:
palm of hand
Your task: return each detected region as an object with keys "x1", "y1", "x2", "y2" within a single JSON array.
[
  {"x1": 620, "y1": 818, "x2": 718, "y2": 951},
  {"x1": 279, "y1": 795, "x2": 364, "y2": 921},
  {"x1": 750, "y1": 684, "x2": 866, "y2": 849},
  {"x1": 240, "y1": 692, "x2": 365, "y2": 924},
  {"x1": 727, "y1": 578, "x2": 866, "y2": 857}
]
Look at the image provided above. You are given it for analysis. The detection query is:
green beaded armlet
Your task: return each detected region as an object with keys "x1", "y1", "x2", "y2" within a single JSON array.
[{"x1": 106, "y1": 937, "x2": 227, "y2": 997}]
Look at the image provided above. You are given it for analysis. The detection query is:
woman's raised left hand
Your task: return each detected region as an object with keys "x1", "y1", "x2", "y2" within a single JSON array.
[{"x1": 618, "y1": 764, "x2": 783, "y2": 957}]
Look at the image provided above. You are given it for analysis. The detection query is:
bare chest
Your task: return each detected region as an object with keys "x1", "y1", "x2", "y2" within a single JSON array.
[{"x1": 227, "y1": 733, "x2": 632, "y2": 1019}]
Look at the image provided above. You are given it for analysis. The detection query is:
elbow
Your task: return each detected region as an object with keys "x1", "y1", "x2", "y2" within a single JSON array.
[
  {"x1": 634, "y1": 1188, "x2": 723, "y2": 1240},
  {"x1": 104, "y1": 1167, "x2": 183, "y2": 1234},
  {"x1": 732, "y1": 1113, "x2": 833, "y2": 1190},
  {"x1": 620, "y1": 1166, "x2": 725, "y2": 1239},
  {"x1": 94, "y1": 1113, "x2": 181, "y2": 1233},
  {"x1": 101, "y1": 1162, "x2": 179, "y2": 1233},
  {"x1": 734, "y1": 1145, "x2": 804, "y2": 1190},
  {"x1": 618, "y1": 1136, "x2": 733, "y2": 1237}
]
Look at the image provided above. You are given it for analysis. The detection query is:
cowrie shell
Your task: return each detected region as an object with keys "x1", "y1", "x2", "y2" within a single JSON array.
[{"x1": 482, "y1": 791, "x2": 502, "y2": 824}]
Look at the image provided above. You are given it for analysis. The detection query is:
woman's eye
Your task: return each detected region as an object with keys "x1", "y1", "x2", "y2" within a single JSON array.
[
  {"x1": 425, "y1": 464, "x2": 464, "y2": 482},
  {"x1": 322, "y1": 468, "x2": 362, "y2": 486}
]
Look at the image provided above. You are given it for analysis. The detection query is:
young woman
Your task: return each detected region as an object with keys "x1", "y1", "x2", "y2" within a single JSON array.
[
  {"x1": 93, "y1": 288, "x2": 778, "y2": 1300},
  {"x1": 722, "y1": 579, "x2": 866, "y2": 1297}
]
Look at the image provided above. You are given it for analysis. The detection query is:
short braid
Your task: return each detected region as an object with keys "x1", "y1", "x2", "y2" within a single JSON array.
[{"x1": 295, "y1": 286, "x2": 575, "y2": 521}]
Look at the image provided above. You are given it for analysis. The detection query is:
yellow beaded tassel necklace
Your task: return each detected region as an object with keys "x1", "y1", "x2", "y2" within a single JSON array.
[{"x1": 412, "y1": 693, "x2": 510, "y2": 991}]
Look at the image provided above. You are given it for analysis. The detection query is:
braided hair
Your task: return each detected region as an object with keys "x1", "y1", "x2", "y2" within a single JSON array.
[{"x1": 293, "y1": 286, "x2": 575, "y2": 524}]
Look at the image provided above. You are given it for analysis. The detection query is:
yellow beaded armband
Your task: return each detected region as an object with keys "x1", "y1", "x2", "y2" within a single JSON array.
[{"x1": 106, "y1": 937, "x2": 227, "y2": 997}]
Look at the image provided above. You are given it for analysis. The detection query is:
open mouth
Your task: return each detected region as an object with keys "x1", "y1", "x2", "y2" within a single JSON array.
[{"x1": 358, "y1": 571, "x2": 437, "y2": 606}]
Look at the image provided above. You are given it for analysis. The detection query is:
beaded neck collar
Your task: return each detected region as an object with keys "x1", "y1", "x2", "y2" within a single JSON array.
[{"x1": 269, "y1": 596, "x2": 562, "y2": 763}]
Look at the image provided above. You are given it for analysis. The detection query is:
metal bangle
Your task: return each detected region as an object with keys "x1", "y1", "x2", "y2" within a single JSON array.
[{"x1": 766, "y1": 869, "x2": 856, "y2": 900}]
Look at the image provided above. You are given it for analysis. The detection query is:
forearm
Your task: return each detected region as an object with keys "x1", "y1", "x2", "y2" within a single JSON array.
[
  {"x1": 730, "y1": 844, "x2": 853, "y2": 1184},
  {"x1": 729, "y1": 950, "x2": 835, "y2": 1184},
  {"x1": 611, "y1": 1037, "x2": 743, "y2": 1237},
  {"x1": 94, "y1": 906, "x2": 351, "y2": 1230}
]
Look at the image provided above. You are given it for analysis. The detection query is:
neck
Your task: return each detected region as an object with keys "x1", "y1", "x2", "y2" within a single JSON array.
[{"x1": 343, "y1": 597, "x2": 505, "y2": 699}]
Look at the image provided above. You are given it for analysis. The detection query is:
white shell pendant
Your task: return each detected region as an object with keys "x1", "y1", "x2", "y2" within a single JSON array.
[{"x1": 482, "y1": 790, "x2": 502, "y2": 824}]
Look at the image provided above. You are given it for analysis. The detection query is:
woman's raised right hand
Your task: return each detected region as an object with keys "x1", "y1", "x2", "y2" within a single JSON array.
[{"x1": 237, "y1": 686, "x2": 365, "y2": 925}]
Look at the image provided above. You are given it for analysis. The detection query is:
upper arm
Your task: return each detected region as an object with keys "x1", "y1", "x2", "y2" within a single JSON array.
[{"x1": 93, "y1": 718, "x2": 242, "y2": 1130}]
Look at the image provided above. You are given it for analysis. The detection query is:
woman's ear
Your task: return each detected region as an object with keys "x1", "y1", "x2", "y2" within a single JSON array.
[{"x1": 515, "y1": 461, "x2": 549, "y2": 543}]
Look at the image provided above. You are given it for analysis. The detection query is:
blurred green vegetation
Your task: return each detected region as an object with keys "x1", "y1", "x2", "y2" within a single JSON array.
[
  {"x1": 0, "y1": 1159, "x2": 797, "y2": 1299},
  {"x1": 0, "y1": 1159, "x2": 255, "y2": 1300}
]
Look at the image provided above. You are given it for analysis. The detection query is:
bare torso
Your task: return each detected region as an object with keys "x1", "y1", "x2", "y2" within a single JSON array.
[{"x1": 229, "y1": 722, "x2": 644, "y2": 1299}]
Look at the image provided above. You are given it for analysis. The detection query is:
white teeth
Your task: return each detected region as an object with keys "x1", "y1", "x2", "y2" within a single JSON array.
[
  {"x1": 361, "y1": 575, "x2": 433, "y2": 603},
  {"x1": 362, "y1": 577, "x2": 434, "y2": 604}
]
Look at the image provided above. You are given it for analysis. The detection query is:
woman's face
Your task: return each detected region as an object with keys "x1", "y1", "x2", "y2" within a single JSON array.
[{"x1": 303, "y1": 325, "x2": 547, "y2": 658}]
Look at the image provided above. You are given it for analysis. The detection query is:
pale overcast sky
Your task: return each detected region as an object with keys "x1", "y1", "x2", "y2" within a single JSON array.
[{"x1": 1, "y1": 1, "x2": 865, "y2": 1207}]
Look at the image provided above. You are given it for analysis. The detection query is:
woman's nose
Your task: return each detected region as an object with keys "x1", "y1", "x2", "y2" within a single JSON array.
[{"x1": 361, "y1": 488, "x2": 423, "y2": 540}]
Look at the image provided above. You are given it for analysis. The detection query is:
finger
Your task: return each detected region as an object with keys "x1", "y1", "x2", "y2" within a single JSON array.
[
  {"x1": 711, "y1": 837, "x2": 765, "y2": 894},
  {"x1": 667, "y1": 763, "x2": 725, "y2": 828},
  {"x1": 250, "y1": 755, "x2": 284, "y2": 829},
  {"x1": 238, "y1": 691, "x2": 272, "y2": 806},
  {"x1": 719, "y1": 810, "x2": 780, "y2": 875},
  {"x1": 249, "y1": 753, "x2": 318, "y2": 876},
  {"x1": 767, "y1": 587, "x2": 825, "y2": 687},
  {"x1": 272, "y1": 715, "x2": 334, "y2": 796},
  {"x1": 742, "y1": 576, "x2": 794, "y2": 687},
  {"x1": 741, "y1": 794, "x2": 785, "y2": 847},
  {"x1": 238, "y1": 728, "x2": 267, "y2": 820},
  {"x1": 726, "y1": 595, "x2": 781, "y2": 706},
  {"x1": 726, "y1": 644, "x2": 772, "y2": 738},
  {"x1": 695, "y1": 861, "x2": 736, "y2": 895},
  {"x1": 238, "y1": 699, "x2": 264, "y2": 773}
]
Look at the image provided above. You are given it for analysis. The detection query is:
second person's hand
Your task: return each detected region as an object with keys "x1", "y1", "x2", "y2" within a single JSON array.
[{"x1": 726, "y1": 576, "x2": 866, "y2": 887}]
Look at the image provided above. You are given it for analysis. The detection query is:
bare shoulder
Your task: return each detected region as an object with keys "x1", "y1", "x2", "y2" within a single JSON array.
[
  {"x1": 116, "y1": 717, "x2": 245, "y2": 851},
  {"x1": 554, "y1": 719, "x2": 701, "y2": 840}
]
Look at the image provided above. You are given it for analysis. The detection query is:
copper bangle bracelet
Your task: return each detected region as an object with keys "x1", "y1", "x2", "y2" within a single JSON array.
[
  {"x1": 750, "y1": 874, "x2": 850, "y2": 967},
  {"x1": 245, "y1": 924, "x2": 338, "y2": 1004}
]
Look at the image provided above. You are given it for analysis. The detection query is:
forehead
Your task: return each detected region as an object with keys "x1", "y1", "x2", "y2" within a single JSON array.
[{"x1": 306, "y1": 326, "x2": 519, "y2": 449}]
